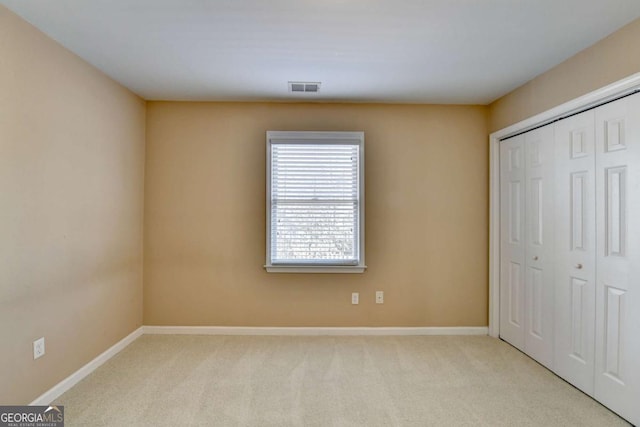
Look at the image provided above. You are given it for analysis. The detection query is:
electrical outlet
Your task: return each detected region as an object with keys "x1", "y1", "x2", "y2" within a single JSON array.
[
  {"x1": 351, "y1": 292, "x2": 359, "y2": 305},
  {"x1": 376, "y1": 291, "x2": 384, "y2": 304},
  {"x1": 33, "y1": 337, "x2": 45, "y2": 360}
]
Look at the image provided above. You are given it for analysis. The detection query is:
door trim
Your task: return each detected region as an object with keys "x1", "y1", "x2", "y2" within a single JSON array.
[{"x1": 489, "y1": 72, "x2": 640, "y2": 338}]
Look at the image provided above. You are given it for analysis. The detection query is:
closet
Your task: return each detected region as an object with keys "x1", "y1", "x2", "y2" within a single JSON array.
[{"x1": 499, "y1": 92, "x2": 640, "y2": 425}]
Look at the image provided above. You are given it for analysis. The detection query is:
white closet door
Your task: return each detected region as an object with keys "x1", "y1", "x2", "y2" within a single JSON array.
[
  {"x1": 594, "y1": 94, "x2": 640, "y2": 426},
  {"x1": 500, "y1": 135, "x2": 526, "y2": 350},
  {"x1": 554, "y1": 109, "x2": 597, "y2": 395},
  {"x1": 523, "y1": 126, "x2": 555, "y2": 369}
]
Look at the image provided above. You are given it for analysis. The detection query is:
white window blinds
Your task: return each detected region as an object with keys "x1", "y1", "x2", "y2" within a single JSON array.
[{"x1": 266, "y1": 132, "x2": 365, "y2": 272}]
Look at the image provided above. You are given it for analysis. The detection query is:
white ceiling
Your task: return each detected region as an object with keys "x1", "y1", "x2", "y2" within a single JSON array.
[{"x1": 3, "y1": 0, "x2": 640, "y2": 104}]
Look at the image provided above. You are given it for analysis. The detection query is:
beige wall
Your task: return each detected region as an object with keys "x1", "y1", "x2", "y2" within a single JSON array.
[
  {"x1": 0, "y1": 7, "x2": 146, "y2": 404},
  {"x1": 490, "y1": 17, "x2": 640, "y2": 132},
  {"x1": 144, "y1": 102, "x2": 488, "y2": 327}
]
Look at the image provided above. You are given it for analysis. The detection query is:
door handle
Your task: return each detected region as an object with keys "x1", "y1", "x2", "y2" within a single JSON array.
[
  {"x1": 575, "y1": 263, "x2": 583, "y2": 269},
  {"x1": 533, "y1": 256, "x2": 539, "y2": 261}
]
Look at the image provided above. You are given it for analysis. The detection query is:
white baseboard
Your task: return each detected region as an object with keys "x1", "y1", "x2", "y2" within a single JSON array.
[
  {"x1": 29, "y1": 326, "x2": 144, "y2": 406},
  {"x1": 143, "y1": 325, "x2": 489, "y2": 336}
]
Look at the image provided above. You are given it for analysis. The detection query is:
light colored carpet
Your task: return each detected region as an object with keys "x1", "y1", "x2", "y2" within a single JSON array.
[{"x1": 55, "y1": 335, "x2": 630, "y2": 426}]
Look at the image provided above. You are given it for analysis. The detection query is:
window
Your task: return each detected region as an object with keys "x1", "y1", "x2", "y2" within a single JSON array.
[{"x1": 266, "y1": 131, "x2": 365, "y2": 273}]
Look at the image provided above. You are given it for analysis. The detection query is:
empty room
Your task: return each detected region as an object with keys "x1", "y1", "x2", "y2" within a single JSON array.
[{"x1": 2, "y1": 1, "x2": 640, "y2": 425}]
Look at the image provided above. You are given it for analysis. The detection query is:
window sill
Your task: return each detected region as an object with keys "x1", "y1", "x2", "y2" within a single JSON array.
[{"x1": 264, "y1": 265, "x2": 367, "y2": 274}]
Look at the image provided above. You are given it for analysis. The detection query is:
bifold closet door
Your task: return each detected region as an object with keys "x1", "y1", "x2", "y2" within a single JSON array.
[
  {"x1": 500, "y1": 127, "x2": 554, "y2": 365},
  {"x1": 523, "y1": 126, "x2": 555, "y2": 369},
  {"x1": 593, "y1": 95, "x2": 640, "y2": 426},
  {"x1": 500, "y1": 91, "x2": 640, "y2": 425},
  {"x1": 500, "y1": 135, "x2": 526, "y2": 350},
  {"x1": 554, "y1": 110, "x2": 597, "y2": 395}
]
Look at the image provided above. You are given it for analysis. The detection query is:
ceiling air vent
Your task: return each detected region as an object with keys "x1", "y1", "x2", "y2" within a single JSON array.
[{"x1": 289, "y1": 81, "x2": 321, "y2": 93}]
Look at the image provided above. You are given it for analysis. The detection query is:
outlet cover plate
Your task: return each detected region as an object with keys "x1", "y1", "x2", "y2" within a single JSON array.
[
  {"x1": 33, "y1": 337, "x2": 45, "y2": 359},
  {"x1": 351, "y1": 292, "x2": 359, "y2": 305}
]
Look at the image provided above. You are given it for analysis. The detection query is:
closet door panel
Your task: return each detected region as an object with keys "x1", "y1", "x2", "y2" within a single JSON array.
[
  {"x1": 594, "y1": 94, "x2": 640, "y2": 426},
  {"x1": 500, "y1": 135, "x2": 526, "y2": 350},
  {"x1": 524, "y1": 125, "x2": 555, "y2": 368},
  {"x1": 554, "y1": 110, "x2": 597, "y2": 395}
]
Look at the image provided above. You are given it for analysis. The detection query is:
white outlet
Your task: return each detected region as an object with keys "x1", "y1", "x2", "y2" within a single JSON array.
[
  {"x1": 351, "y1": 292, "x2": 359, "y2": 305},
  {"x1": 33, "y1": 337, "x2": 45, "y2": 360},
  {"x1": 376, "y1": 291, "x2": 384, "y2": 304}
]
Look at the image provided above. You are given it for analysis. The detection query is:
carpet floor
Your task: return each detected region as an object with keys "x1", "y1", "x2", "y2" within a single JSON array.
[{"x1": 55, "y1": 335, "x2": 630, "y2": 426}]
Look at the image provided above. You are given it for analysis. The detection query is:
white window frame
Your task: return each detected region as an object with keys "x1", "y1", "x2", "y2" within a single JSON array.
[{"x1": 265, "y1": 131, "x2": 366, "y2": 273}]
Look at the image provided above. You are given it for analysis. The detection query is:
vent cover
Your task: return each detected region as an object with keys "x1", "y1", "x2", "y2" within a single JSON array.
[{"x1": 289, "y1": 81, "x2": 321, "y2": 93}]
